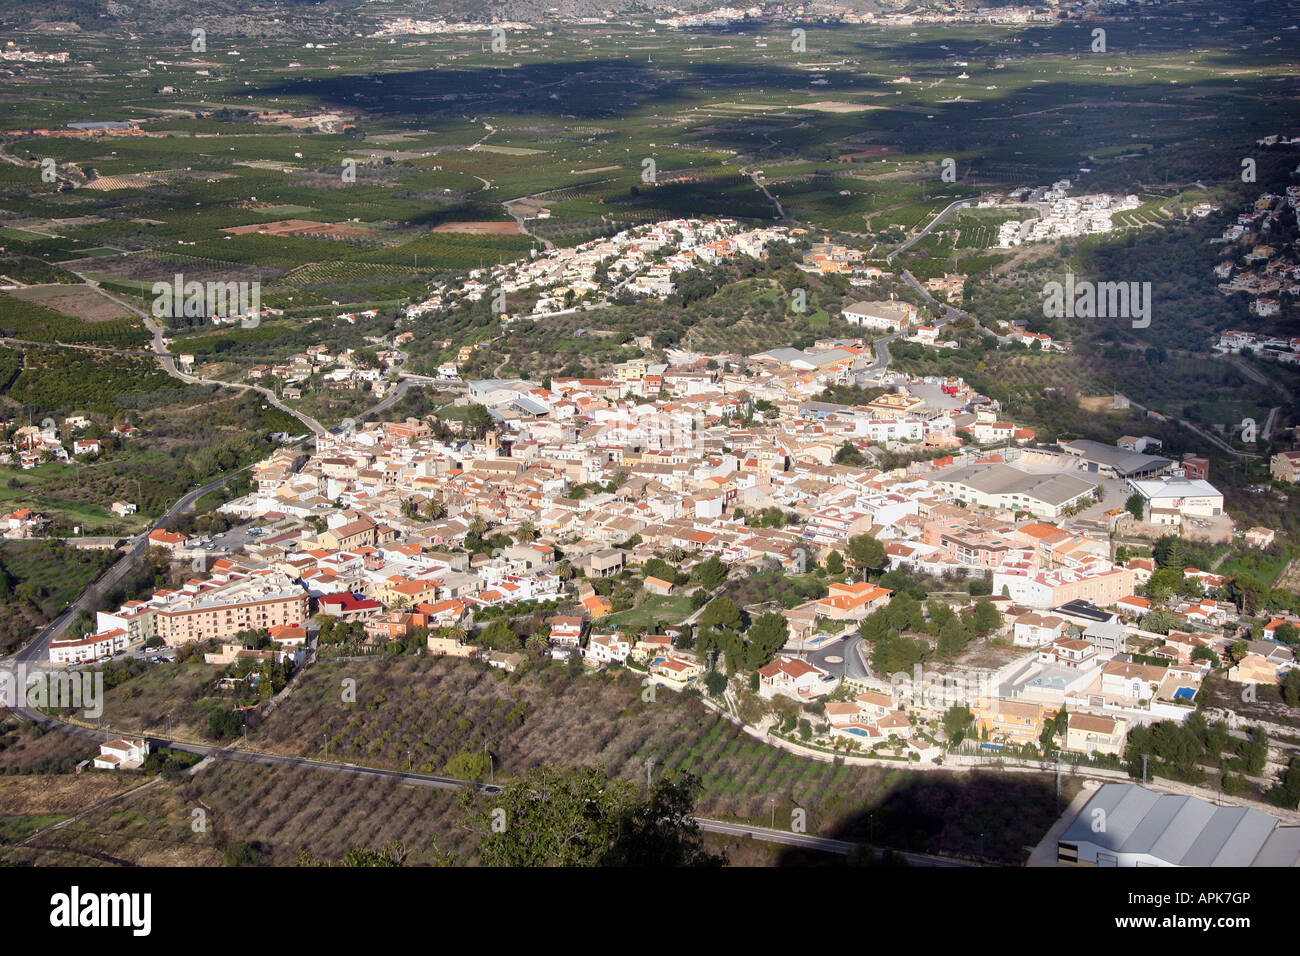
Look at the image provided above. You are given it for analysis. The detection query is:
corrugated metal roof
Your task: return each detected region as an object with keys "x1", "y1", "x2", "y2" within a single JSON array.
[{"x1": 1061, "y1": 784, "x2": 1295, "y2": 866}]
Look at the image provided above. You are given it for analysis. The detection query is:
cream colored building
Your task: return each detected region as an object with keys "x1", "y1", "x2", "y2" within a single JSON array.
[{"x1": 1064, "y1": 712, "x2": 1127, "y2": 757}]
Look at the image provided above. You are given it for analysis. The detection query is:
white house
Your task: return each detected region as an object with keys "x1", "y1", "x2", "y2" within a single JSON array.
[
  {"x1": 757, "y1": 655, "x2": 835, "y2": 700},
  {"x1": 49, "y1": 627, "x2": 130, "y2": 666},
  {"x1": 94, "y1": 737, "x2": 150, "y2": 771},
  {"x1": 841, "y1": 300, "x2": 917, "y2": 332},
  {"x1": 584, "y1": 631, "x2": 631, "y2": 665}
]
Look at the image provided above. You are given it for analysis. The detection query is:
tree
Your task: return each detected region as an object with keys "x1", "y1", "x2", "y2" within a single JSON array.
[
  {"x1": 1282, "y1": 669, "x2": 1300, "y2": 709},
  {"x1": 1270, "y1": 756, "x2": 1300, "y2": 809},
  {"x1": 477, "y1": 766, "x2": 628, "y2": 867},
  {"x1": 296, "y1": 841, "x2": 408, "y2": 867},
  {"x1": 745, "y1": 612, "x2": 788, "y2": 669},
  {"x1": 937, "y1": 619, "x2": 969, "y2": 658},
  {"x1": 972, "y1": 599, "x2": 1001, "y2": 635},
  {"x1": 476, "y1": 766, "x2": 724, "y2": 867},
  {"x1": 1124, "y1": 492, "x2": 1145, "y2": 520},
  {"x1": 943, "y1": 705, "x2": 974, "y2": 746},
  {"x1": 1140, "y1": 609, "x2": 1176, "y2": 635},
  {"x1": 604, "y1": 772, "x2": 726, "y2": 867},
  {"x1": 1153, "y1": 535, "x2": 1190, "y2": 571},
  {"x1": 464, "y1": 404, "x2": 494, "y2": 439},
  {"x1": 824, "y1": 550, "x2": 844, "y2": 575},
  {"x1": 1040, "y1": 706, "x2": 1068, "y2": 753},
  {"x1": 834, "y1": 441, "x2": 866, "y2": 466},
  {"x1": 1239, "y1": 727, "x2": 1269, "y2": 776},
  {"x1": 1232, "y1": 572, "x2": 1267, "y2": 615},
  {"x1": 208, "y1": 708, "x2": 244, "y2": 741},
  {"x1": 642, "y1": 557, "x2": 677, "y2": 585},
  {"x1": 223, "y1": 842, "x2": 264, "y2": 867},
  {"x1": 694, "y1": 555, "x2": 726, "y2": 590},
  {"x1": 1275, "y1": 623, "x2": 1299, "y2": 646},
  {"x1": 478, "y1": 620, "x2": 520, "y2": 652},
  {"x1": 699, "y1": 596, "x2": 742, "y2": 632},
  {"x1": 444, "y1": 749, "x2": 491, "y2": 782},
  {"x1": 846, "y1": 534, "x2": 885, "y2": 573}
]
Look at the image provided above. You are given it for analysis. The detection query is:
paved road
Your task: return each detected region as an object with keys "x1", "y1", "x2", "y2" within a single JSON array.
[
  {"x1": 697, "y1": 818, "x2": 972, "y2": 866},
  {"x1": 898, "y1": 266, "x2": 1006, "y2": 343},
  {"x1": 740, "y1": 166, "x2": 786, "y2": 221},
  {"x1": 6, "y1": 466, "x2": 250, "y2": 668},
  {"x1": 61, "y1": 268, "x2": 330, "y2": 438},
  {"x1": 808, "y1": 633, "x2": 870, "y2": 680},
  {"x1": 885, "y1": 195, "x2": 977, "y2": 264}
]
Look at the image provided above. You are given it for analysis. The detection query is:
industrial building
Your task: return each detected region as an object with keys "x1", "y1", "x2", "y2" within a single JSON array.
[{"x1": 1058, "y1": 784, "x2": 1300, "y2": 867}]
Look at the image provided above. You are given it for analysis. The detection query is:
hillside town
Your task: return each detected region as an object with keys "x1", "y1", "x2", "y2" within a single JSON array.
[
  {"x1": 1211, "y1": 184, "x2": 1300, "y2": 322},
  {"x1": 996, "y1": 181, "x2": 1142, "y2": 247},
  {"x1": 401, "y1": 218, "x2": 789, "y2": 330},
  {"x1": 45, "y1": 310, "x2": 1290, "y2": 770}
]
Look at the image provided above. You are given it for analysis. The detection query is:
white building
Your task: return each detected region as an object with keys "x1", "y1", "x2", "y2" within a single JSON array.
[
  {"x1": 94, "y1": 737, "x2": 150, "y2": 771},
  {"x1": 49, "y1": 627, "x2": 131, "y2": 666},
  {"x1": 1127, "y1": 477, "x2": 1224, "y2": 519},
  {"x1": 841, "y1": 300, "x2": 917, "y2": 331}
]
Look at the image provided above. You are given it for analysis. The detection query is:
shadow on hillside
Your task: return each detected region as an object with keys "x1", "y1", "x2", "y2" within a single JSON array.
[{"x1": 776, "y1": 769, "x2": 1064, "y2": 866}]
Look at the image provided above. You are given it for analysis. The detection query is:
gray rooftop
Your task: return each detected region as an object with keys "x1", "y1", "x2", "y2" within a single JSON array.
[
  {"x1": 1059, "y1": 439, "x2": 1171, "y2": 477},
  {"x1": 758, "y1": 347, "x2": 853, "y2": 368},
  {"x1": 937, "y1": 462, "x2": 1097, "y2": 506},
  {"x1": 1061, "y1": 784, "x2": 1292, "y2": 866}
]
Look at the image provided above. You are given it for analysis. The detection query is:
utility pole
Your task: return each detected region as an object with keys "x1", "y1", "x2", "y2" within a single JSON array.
[
  {"x1": 645, "y1": 755, "x2": 655, "y2": 790},
  {"x1": 1142, "y1": 753, "x2": 1148, "y2": 785}
]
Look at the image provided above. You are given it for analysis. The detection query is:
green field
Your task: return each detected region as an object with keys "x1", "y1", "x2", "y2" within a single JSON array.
[{"x1": 604, "y1": 593, "x2": 695, "y2": 631}]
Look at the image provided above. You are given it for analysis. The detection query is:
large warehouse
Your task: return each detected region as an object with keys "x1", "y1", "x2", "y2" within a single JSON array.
[
  {"x1": 931, "y1": 461, "x2": 1099, "y2": 519},
  {"x1": 1058, "y1": 439, "x2": 1172, "y2": 479},
  {"x1": 1058, "y1": 784, "x2": 1300, "y2": 867}
]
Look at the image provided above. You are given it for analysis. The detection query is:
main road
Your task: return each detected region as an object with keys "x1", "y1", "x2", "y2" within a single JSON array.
[
  {"x1": 7, "y1": 467, "x2": 252, "y2": 668},
  {"x1": 885, "y1": 195, "x2": 978, "y2": 265}
]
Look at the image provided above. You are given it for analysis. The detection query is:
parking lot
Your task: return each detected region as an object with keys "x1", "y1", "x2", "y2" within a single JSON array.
[{"x1": 205, "y1": 521, "x2": 268, "y2": 554}]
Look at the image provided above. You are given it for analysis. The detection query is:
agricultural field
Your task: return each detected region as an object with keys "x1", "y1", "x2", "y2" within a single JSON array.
[
  {"x1": 0, "y1": 374, "x2": 301, "y2": 532},
  {"x1": 0, "y1": 540, "x2": 113, "y2": 656},
  {"x1": 211, "y1": 655, "x2": 1073, "y2": 863}
]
